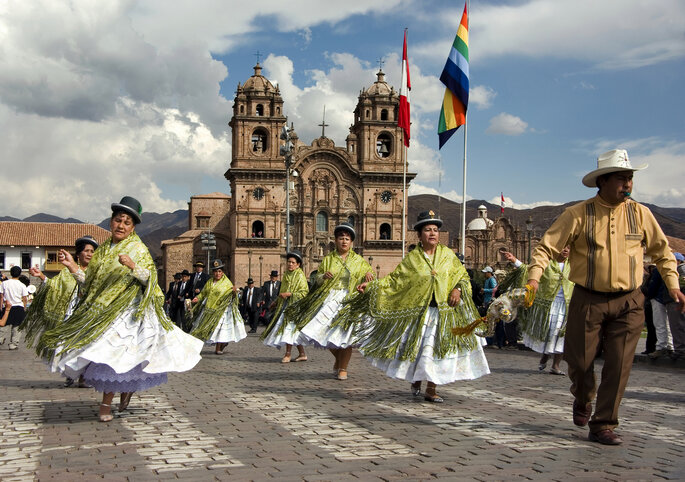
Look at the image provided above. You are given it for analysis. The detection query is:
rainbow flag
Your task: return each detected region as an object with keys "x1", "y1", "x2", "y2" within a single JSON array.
[{"x1": 438, "y1": 3, "x2": 469, "y2": 149}]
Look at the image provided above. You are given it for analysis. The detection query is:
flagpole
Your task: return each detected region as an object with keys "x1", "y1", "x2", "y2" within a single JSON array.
[
  {"x1": 459, "y1": 0, "x2": 470, "y2": 258},
  {"x1": 402, "y1": 143, "x2": 407, "y2": 257}
]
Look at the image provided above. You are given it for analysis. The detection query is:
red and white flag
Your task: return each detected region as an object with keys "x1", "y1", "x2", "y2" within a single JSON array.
[
  {"x1": 398, "y1": 29, "x2": 411, "y2": 147},
  {"x1": 500, "y1": 192, "x2": 505, "y2": 214}
]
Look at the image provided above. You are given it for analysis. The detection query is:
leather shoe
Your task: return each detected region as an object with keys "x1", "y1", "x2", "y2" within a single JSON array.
[
  {"x1": 248, "y1": 328, "x2": 257, "y2": 333},
  {"x1": 588, "y1": 429, "x2": 622, "y2": 445},
  {"x1": 573, "y1": 400, "x2": 592, "y2": 427}
]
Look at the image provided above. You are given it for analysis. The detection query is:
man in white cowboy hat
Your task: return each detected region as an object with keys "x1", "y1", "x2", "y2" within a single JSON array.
[{"x1": 526, "y1": 148, "x2": 685, "y2": 446}]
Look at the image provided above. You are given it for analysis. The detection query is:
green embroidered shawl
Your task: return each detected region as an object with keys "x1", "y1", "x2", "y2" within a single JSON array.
[
  {"x1": 260, "y1": 268, "x2": 309, "y2": 339},
  {"x1": 504, "y1": 260, "x2": 573, "y2": 341},
  {"x1": 40, "y1": 232, "x2": 173, "y2": 355},
  {"x1": 189, "y1": 274, "x2": 240, "y2": 340},
  {"x1": 340, "y1": 244, "x2": 479, "y2": 361},
  {"x1": 21, "y1": 268, "x2": 77, "y2": 357},
  {"x1": 287, "y1": 250, "x2": 372, "y2": 329}
]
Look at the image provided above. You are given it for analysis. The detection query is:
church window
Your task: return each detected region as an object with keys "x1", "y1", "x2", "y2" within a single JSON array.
[
  {"x1": 251, "y1": 128, "x2": 268, "y2": 153},
  {"x1": 251, "y1": 220, "x2": 265, "y2": 238},
  {"x1": 21, "y1": 251, "x2": 32, "y2": 269},
  {"x1": 365, "y1": 109, "x2": 370, "y2": 119},
  {"x1": 256, "y1": 104, "x2": 264, "y2": 116},
  {"x1": 379, "y1": 223, "x2": 391, "y2": 240},
  {"x1": 240, "y1": 105, "x2": 244, "y2": 114},
  {"x1": 347, "y1": 215, "x2": 355, "y2": 226},
  {"x1": 380, "y1": 109, "x2": 388, "y2": 121},
  {"x1": 196, "y1": 216, "x2": 210, "y2": 228},
  {"x1": 316, "y1": 212, "x2": 328, "y2": 232},
  {"x1": 376, "y1": 133, "x2": 392, "y2": 158},
  {"x1": 276, "y1": 107, "x2": 280, "y2": 115}
]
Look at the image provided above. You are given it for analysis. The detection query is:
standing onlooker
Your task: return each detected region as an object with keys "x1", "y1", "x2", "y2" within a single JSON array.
[
  {"x1": 0, "y1": 266, "x2": 29, "y2": 350},
  {"x1": 191, "y1": 262, "x2": 209, "y2": 297},
  {"x1": 241, "y1": 278, "x2": 262, "y2": 333},
  {"x1": 526, "y1": 148, "x2": 685, "y2": 445},
  {"x1": 641, "y1": 264, "x2": 657, "y2": 355},
  {"x1": 165, "y1": 273, "x2": 181, "y2": 317},
  {"x1": 261, "y1": 270, "x2": 281, "y2": 326},
  {"x1": 666, "y1": 253, "x2": 685, "y2": 360},
  {"x1": 481, "y1": 266, "x2": 502, "y2": 348},
  {"x1": 646, "y1": 266, "x2": 674, "y2": 358}
]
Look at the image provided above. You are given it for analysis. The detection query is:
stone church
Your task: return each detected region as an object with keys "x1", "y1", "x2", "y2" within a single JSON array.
[{"x1": 161, "y1": 64, "x2": 416, "y2": 286}]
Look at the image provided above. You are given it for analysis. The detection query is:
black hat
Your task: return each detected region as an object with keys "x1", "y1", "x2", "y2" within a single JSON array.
[
  {"x1": 210, "y1": 259, "x2": 224, "y2": 271},
  {"x1": 173, "y1": 272, "x2": 181, "y2": 280},
  {"x1": 194, "y1": 261, "x2": 205, "y2": 267},
  {"x1": 181, "y1": 269, "x2": 191, "y2": 276},
  {"x1": 270, "y1": 270, "x2": 279, "y2": 277},
  {"x1": 413, "y1": 210, "x2": 443, "y2": 231},
  {"x1": 286, "y1": 250, "x2": 303, "y2": 265},
  {"x1": 334, "y1": 222, "x2": 356, "y2": 241},
  {"x1": 111, "y1": 196, "x2": 143, "y2": 224},
  {"x1": 75, "y1": 235, "x2": 99, "y2": 253},
  {"x1": 247, "y1": 278, "x2": 254, "y2": 284}
]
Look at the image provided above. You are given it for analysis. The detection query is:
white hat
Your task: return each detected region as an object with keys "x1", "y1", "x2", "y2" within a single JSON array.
[
  {"x1": 482, "y1": 266, "x2": 494, "y2": 273},
  {"x1": 581, "y1": 149, "x2": 647, "y2": 188}
]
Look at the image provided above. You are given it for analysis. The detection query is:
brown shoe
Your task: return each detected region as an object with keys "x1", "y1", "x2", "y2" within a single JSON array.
[
  {"x1": 588, "y1": 429, "x2": 623, "y2": 445},
  {"x1": 573, "y1": 400, "x2": 592, "y2": 427}
]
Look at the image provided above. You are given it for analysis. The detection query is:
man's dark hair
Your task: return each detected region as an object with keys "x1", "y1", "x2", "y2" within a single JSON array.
[{"x1": 10, "y1": 266, "x2": 22, "y2": 278}]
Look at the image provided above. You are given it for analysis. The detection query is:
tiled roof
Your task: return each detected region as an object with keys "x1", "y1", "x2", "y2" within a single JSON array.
[
  {"x1": 667, "y1": 235, "x2": 685, "y2": 254},
  {"x1": 0, "y1": 222, "x2": 111, "y2": 247}
]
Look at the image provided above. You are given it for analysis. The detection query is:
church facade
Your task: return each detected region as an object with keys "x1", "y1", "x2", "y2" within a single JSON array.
[{"x1": 161, "y1": 65, "x2": 415, "y2": 286}]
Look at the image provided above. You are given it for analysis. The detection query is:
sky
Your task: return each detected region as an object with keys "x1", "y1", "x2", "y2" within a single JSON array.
[{"x1": 1, "y1": 0, "x2": 684, "y2": 223}]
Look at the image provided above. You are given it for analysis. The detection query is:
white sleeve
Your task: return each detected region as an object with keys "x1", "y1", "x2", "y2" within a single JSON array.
[
  {"x1": 513, "y1": 259, "x2": 523, "y2": 268},
  {"x1": 132, "y1": 265, "x2": 150, "y2": 285}
]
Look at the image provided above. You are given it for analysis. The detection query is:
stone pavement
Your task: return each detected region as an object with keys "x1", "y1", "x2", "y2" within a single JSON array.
[{"x1": 1, "y1": 331, "x2": 684, "y2": 481}]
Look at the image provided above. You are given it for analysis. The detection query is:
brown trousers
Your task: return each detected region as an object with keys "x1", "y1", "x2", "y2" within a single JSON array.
[{"x1": 564, "y1": 285, "x2": 644, "y2": 433}]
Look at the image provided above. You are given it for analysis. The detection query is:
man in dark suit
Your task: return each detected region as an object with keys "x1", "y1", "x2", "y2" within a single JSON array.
[
  {"x1": 261, "y1": 270, "x2": 281, "y2": 325},
  {"x1": 175, "y1": 269, "x2": 193, "y2": 330},
  {"x1": 241, "y1": 278, "x2": 262, "y2": 333},
  {"x1": 191, "y1": 262, "x2": 210, "y2": 297},
  {"x1": 165, "y1": 272, "x2": 181, "y2": 317}
]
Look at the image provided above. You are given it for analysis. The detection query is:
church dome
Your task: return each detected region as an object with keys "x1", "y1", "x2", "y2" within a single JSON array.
[
  {"x1": 241, "y1": 63, "x2": 277, "y2": 94},
  {"x1": 365, "y1": 70, "x2": 393, "y2": 96},
  {"x1": 467, "y1": 204, "x2": 494, "y2": 231}
]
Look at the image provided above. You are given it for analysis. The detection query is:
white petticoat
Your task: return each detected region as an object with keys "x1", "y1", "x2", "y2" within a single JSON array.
[
  {"x1": 363, "y1": 306, "x2": 490, "y2": 385},
  {"x1": 299, "y1": 289, "x2": 356, "y2": 349},
  {"x1": 52, "y1": 297, "x2": 203, "y2": 381},
  {"x1": 522, "y1": 294, "x2": 565, "y2": 354},
  {"x1": 262, "y1": 309, "x2": 305, "y2": 348},
  {"x1": 197, "y1": 307, "x2": 247, "y2": 344}
]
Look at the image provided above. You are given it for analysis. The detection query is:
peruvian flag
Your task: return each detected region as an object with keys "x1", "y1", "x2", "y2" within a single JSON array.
[
  {"x1": 398, "y1": 29, "x2": 411, "y2": 147},
  {"x1": 501, "y1": 192, "x2": 505, "y2": 214}
]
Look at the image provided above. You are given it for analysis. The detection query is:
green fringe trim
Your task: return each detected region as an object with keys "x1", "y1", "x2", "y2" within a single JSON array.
[
  {"x1": 21, "y1": 282, "x2": 76, "y2": 358},
  {"x1": 288, "y1": 279, "x2": 341, "y2": 331},
  {"x1": 498, "y1": 265, "x2": 529, "y2": 294},
  {"x1": 338, "y1": 281, "x2": 479, "y2": 362},
  {"x1": 520, "y1": 298, "x2": 556, "y2": 342},
  {"x1": 190, "y1": 291, "x2": 240, "y2": 341},
  {"x1": 260, "y1": 301, "x2": 290, "y2": 340}
]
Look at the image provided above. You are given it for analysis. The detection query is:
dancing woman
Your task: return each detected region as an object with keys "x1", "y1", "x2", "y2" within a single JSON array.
[
  {"x1": 41, "y1": 196, "x2": 203, "y2": 422},
  {"x1": 23, "y1": 235, "x2": 99, "y2": 387},
  {"x1": 287, "y1": 223, "x2": 373, "y2": 380},
  {"x1": 190, "y1": 259, "x2": 246, "y2": 354},
  {"x1": 261, "y1": 251, "x2": 309, "y2": 363},
  {"x1": 501, "y1": 248, "x2": 572, "y2": 375},
  {"x1": 349, "y1": 211, "x2": 489, "y2": 402}
]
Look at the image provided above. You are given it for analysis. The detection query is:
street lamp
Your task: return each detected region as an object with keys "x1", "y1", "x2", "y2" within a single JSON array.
[
  {"x1": 248, "y1": 249, "x2": 252, "y2": 279},
  {"x1": 526, "y1": 216, "x2": 533, "y2": 264},
  {"x1": 259, "y1": 255, "x2": 263, "y2": 284},
  {"x1": 280, "y1": 121, "x2": 295, "y2": 253},
  {"x1": 376, "y1": 264, "x2": 381, "y2": 278}
]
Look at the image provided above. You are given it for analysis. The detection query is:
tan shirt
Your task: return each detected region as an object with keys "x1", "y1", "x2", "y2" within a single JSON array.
[{"x1": 528, "y1": 195, "x2": 678, "y2": 293}]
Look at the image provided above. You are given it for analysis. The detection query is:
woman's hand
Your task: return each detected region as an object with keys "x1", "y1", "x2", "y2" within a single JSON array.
[
  {"x1": 502, "y1": 251, "x2": 517, "y2": 263},
  {"x1": 29, "y1": 266, "x2": 46, "y2": 281},
  {"x1": 323, "y1": 271, "x2": 334, "y2": 279},
  {"x1": 448, "y1": 288, "x2": 461, "y2": 307},
  {"x1": 58, "y1": 249, "x2": 78, "y2": 272},
  {"x1": 279, "y1": 292, "x2": 291, "y2": 299},
  {"x1": 0, "y1": 301, "x2": 11, "y2": 326},
  {"x1": 364, "y1": 271, "x2": 374, "y2": 282},
  {"x1": 357, "y1": 282, "x2": 368, "y2": 293},
  {"x1": 191, "y1": 297, "x2": 199, "y2": 304},
  {"x1": 118, "y1": 254, "x2": 136, "y2": 270}
]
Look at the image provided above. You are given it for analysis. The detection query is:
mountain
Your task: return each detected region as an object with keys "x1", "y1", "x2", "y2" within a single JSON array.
[{"x1": 23, "y1": 213, "x2": 83, "y2": 223}]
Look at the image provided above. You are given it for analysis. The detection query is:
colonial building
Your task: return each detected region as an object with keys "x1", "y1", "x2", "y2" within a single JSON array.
[
  {"x1": 450, "y1": 204, "x2": 540, "y2": 270},
  {"x1": 161, "y1": 64, "x2": 415, "y2": 286},
  {"x1": 0, "y1": 222, "x2": 110, "y2": 277}
]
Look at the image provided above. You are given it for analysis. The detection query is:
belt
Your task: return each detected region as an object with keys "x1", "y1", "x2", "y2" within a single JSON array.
[{"x1": 576, "y1": 285, "x2": 637, "y2": 297}]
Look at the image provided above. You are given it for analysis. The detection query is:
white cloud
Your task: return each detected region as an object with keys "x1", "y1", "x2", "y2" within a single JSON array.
[
  {"x1": 487, "y1": 195, "x2": 563, "y2": 211},
  {"x1": 486, "y1": 113, "x2": 529, "y2": 136},
  {"x1": 470, "y1": 85, "x2": 497, "y2": 109},
  {"x1": 416, "y1": 0, "x2": 685, "y2": 70}
]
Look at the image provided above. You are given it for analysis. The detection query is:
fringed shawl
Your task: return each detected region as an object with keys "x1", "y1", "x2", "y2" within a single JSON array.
[
  {"x1": 40, "y1": 232, "x2": 173, "y2": 355},
  {"x1": 340, "y1": 244, "x2": 480, "y2": 361},
  {"x1": 260, "y1": 268, "x2": 309, "y2": 339},
  {"x1": 287, "y1": 250, "x2": 372, "y2": 330},
  {"x1": 21, "y1": 268, "x2": 77, "y2": 357},
  {"x1": 189, "y1": 274, "x2": 240, "y2": 341}
]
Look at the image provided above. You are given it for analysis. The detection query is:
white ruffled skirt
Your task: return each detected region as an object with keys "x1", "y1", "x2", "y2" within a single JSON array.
[
  {"x1": 362, "y1": 307, "x2": 490, "y2": 385},
  {"x1": 263, "y1": 305, "x2": 305, "y2": 348},
  {"x1": 299, "y1": 289, "x2": 356, "y2": 349},
  {"x1": 196, "y1": 307, "x2": 247, "y2": 344},
  {"x1": 522, "y1": 295, "x2": 565, "y2": 354},
  {"x1": 51, "y1": 296, "x2": 203, "y2": 392}
]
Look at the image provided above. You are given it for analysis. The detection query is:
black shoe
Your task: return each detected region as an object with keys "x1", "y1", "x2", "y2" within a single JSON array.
[{"x1": 248, "y1": 328, "x2": 257, "y2": 333}]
